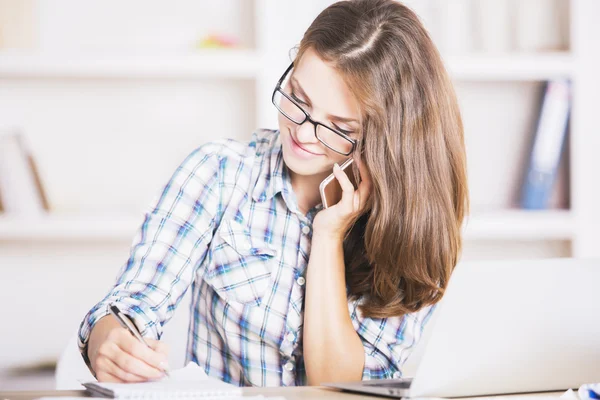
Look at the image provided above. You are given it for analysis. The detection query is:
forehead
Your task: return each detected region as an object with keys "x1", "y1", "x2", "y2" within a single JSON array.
[{"x1": 292, "y1": 49, "x2": 360, "y2": 121}]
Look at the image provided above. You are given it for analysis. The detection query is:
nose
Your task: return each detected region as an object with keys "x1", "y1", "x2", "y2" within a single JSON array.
[{"x1": 296, "y1": 121, "x2": 319, "y2": 144}]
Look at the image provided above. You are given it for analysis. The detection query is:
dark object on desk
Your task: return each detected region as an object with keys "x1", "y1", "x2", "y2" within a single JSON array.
[{"x1": 325, "y1": 378, "x2": 413, "y2": 399}]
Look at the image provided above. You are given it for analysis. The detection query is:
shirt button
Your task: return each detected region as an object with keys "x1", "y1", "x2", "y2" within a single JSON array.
[
  {"x1": 286, "y1": 332, "x2": 295, "y2": 342},
  {"x1": 393, "y1": 371, "x2": 402, "y2": 379},
  {"x1": 302, "y1": 225, "x2": 310, "y2": 235},
  {"x1": 284, "y1": 362, "x2": 294, "y2": 372},
  {"x1": 296, "y1": 276, "x2": 306, "y2": 286}
]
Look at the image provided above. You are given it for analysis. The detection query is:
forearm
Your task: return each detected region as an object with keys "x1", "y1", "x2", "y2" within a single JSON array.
[{"x1": 303, "y1": 233, "x2": 365, "y2": 385}]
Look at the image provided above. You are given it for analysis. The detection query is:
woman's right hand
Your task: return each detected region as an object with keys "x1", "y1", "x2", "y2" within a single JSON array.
[{"x1": 88, "y1": 315, "x2": 170, "y2": 383}]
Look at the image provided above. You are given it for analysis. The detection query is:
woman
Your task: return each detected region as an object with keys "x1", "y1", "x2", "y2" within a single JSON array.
[{"x1": 78, "y1": 0, "x2": 469, "y2": 387}]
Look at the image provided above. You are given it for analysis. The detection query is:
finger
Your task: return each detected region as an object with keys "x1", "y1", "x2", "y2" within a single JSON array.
[
  {"x1": 333, "y1": 162, "x2": 355, "y2": 193},
  {"x1": 147, "y1": 338, "x2": 170, "y2": 357},
  {"x1": 95, "y1": 351, "x2": 146, "y2": 383},
  {"x1": 355, "y1": 155, "x2": 372, "y2": 188},
  {"x1": 108, "y1": 332, "x2": 166, "y2": 379},
  {"x1": 146, "y1": 339, "x2": 170, "y2": 371},
  {"x1": 355, "y1": 161, "x2": 372, "y2": 211},
  {"x1": 97, "y1": 355, "x2": 147, "y2": 383},
  {"x1": 116, "y1": 329, "x2": 169, "y2": 371},
  {"x1": 112, "y1": 344, "x2": 166, "y2": 380},
  {"x1": 356, "y1": 172, "x2": 372, "y2": 209},
  {"x1": 95, "y1": 369, "x2": 126, "y2": 383},
  {"x1": 333, "y1": 163, "x2": 356, "y2": 210}
]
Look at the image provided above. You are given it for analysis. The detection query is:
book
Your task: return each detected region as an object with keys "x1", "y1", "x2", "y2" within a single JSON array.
[
  {"x1": 520, "y1": 80, "x2": 571, "y2": 210},
  {"x1": 0, "y1": 129, "x2": 49, "y2": 215},
  {"x1": 0, "y1": 0, "x2": 37, "y2": 49},
  {"x1": 82, "y1": 362, "x2": 242, "y2": 399}
]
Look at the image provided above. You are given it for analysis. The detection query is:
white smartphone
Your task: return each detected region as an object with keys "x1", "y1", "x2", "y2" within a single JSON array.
[{"x1": 319, "y1": 158, "x2": 360, "y2": 208}]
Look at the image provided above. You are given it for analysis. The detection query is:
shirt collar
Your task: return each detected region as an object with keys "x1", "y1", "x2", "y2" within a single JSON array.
[
  {"x1": 252, "y1": 131, "x2": 289, "y2": 203},
  {"x1": 251, "y1": 130, "x2": 323, "y2": 220}
]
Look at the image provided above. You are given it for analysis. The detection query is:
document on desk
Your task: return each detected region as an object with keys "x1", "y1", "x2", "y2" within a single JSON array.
[
  {"x1": 37, "y1": 397, "x2": 283, "y2": 400},
  {"x1": 36, "y1": 362, "x2": 284, "y2": 400},
  {"x1": 80, "y1": 362, "x2": 237, "y2": 398}
]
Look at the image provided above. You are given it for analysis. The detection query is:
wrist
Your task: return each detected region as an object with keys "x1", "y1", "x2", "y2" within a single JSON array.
[
  {"x1": 88, "y1": 315, "x2": 120, "y2": 365},
  {"x1": 312, "y1": 229, "x2": 345, "y2": 245}
]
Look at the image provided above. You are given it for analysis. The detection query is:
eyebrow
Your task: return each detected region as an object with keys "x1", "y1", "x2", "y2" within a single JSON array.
[{"x1": 291, "y1": 76, "x2": 359, "y2": 124}]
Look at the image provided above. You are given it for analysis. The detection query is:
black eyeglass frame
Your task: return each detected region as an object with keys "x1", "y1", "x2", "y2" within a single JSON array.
[{"x1": 271, "y1": 62, "x2": 357, "y2": 156}]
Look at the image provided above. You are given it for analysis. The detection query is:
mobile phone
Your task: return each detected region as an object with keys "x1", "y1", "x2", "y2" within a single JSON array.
[{"x1": 319, "y1": 158, "x2": 360, "y2": 208}]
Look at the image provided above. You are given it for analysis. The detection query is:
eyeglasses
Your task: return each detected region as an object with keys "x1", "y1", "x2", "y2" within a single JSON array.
[{"x1": 271, "y1": 63, "x2": 357, "y2": 156}]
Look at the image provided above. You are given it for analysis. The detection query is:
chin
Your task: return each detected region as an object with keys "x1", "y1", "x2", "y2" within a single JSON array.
[
  {"x1": 282, "y1": 149, "x2": 325, "y2": 177},
  {"x1": 279, "y1": 126, "x2": 341, "y2": 178}
]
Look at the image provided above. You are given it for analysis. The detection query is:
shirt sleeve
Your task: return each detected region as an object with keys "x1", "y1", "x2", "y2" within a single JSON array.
[
  {"x1": 77, "y1": 142, "x2": 224, "y2": 371},
  {"x1": 348, "y1": 299, "x2": 437, "y2": 380}
]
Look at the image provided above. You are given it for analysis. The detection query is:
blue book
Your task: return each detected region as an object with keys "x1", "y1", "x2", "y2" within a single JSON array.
[{"x1": 520, "y1": 79, "x2": 571, "y2": 210}]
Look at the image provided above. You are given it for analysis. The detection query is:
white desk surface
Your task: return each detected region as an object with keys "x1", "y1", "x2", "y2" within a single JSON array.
[{"x1": 0, "y1": 388, "x2": 569, "y2": 400}]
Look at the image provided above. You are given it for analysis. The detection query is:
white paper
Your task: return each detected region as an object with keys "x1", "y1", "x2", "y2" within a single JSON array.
[{"x1": 81, "y1": 362, "x2": 245, "y2": 398}]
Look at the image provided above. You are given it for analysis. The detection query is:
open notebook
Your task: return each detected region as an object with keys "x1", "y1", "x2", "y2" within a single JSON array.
[{"x1": 82, "y1": 362, "x2": 241, "y2": 399}]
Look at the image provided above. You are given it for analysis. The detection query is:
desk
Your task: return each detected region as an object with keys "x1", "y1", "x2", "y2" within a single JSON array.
[
  {"x1": 0, "y1": 389, "x2": 567, "y2": 400},
  {"x1": 0, "y1": 388, "x2": 366, "y2": 400}
]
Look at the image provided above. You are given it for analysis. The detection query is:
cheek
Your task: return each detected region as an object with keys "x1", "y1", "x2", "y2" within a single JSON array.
[
  {"x1": 277, "y1": 122, "x2": 348, "y2": 172},
  {"x1": 325, "y1": 149, "x2": 349, "y2": 165},
  {"x1": 278, "y1": 113, "x2": 293, "y2": 131}
]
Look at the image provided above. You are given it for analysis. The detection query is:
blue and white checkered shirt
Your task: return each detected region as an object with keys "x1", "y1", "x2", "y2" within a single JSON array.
[{"x1": 78, "y1": 129, "x2": 435, "y2": 386}]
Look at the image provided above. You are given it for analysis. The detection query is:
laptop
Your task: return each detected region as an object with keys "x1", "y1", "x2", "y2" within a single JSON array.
[{"x1": 324, "y1": 257, "x2": 600, "y2": 398}]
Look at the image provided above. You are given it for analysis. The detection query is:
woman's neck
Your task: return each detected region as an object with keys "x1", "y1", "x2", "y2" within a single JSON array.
[{"x1": 290, "y1": 170, "x2": 328, "y2": 215}]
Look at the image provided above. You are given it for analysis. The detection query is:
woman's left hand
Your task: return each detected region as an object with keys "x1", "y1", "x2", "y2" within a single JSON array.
[{"x1": 313, "y1": 157, "x2": 372, "y2": 241}]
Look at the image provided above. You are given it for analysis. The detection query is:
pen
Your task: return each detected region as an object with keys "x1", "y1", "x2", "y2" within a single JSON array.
[{"x1": 108, "y1": 303, "x2": 170, "y2": 377}]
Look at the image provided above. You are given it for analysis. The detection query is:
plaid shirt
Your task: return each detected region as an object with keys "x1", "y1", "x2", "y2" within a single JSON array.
[{"x1": 78, "y1": 129, "x2": 435, "y2": 386}]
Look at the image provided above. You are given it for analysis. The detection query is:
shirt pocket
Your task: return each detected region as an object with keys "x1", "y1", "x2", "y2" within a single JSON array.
[{"x1": 206, "y1": 218, "x2": 277, "y2": 306}]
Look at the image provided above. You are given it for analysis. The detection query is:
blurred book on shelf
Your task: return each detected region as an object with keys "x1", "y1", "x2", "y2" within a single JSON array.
[
  {"x1": 403, "y1": 0, "x2": 569, "y2": 55},
  {"x1": 196, "y1": 33, "x2": 240, "y2": 49},
  {"x1": 520, "y1": 80, "x2": 571, "y2": 210},
  {"x1": 514, "y1": 0, "x2": 569, "y2": 52},
  {"x1": 0, "y1": 0, "x2": 37, "y2": 49},
  {"x1": 547, "y1": 134, "x2": 570, "y2": 210},
  {"x1": 473, "y1": 0, "x2": 512, "y2": 53},
  {"x1": 0, "y1": 129, "x2": 50, "y2": 216}
]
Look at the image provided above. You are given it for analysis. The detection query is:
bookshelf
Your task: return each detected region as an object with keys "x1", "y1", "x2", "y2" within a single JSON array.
[
  {"x1": 0, "y1": 49, "x2": 261, "y2": 78},
  {"x1": 0, "y1": 1, "x2": 597, "y2": 252},
  {"x1": 0, "y1": 0, "x2": 599, "y2": 378},
  {"x1": 444, "y1": 53, "x2": 573, "y2": 81},
  {"x1": 0, "y1": 0, "x2": 597, "y2": 254},
  {"x1": 463, "y1": 210, "x2": 573, "y2": 241},
  {"x1": 0, "y1": 210, "x2": 574, "y2": 242},
  {"x1": 0, "y1": 52, "x2": 573, "y2": 81},
  {"x1": 0, "y1": 214, "x2": 141, "y2": 241}
]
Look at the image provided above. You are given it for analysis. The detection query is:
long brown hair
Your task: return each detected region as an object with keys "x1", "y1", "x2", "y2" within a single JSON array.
[{"x1": 295, "y1": 0, "x2": 469, "y2": 318}]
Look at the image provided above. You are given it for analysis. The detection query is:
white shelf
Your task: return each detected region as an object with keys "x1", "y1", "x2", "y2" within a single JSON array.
[
  {"x1": 0, "y1": 214, "x2": 141, "y2": 241},
  {"x1": 0, "y1": 51, "x2": 574, "y2": 81},
  {"x1": 0, "y1": 210, "x2": 574, "y2": 242},
  {"x1": 0, "y1": 49, "x2": 261, "y2": 79},
  {"x1": 463, "y1": 209, "x2": 574, "y2": 240},
  {"x1": 445, "y1": 52, "x2": 574, "y2": 81}
]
